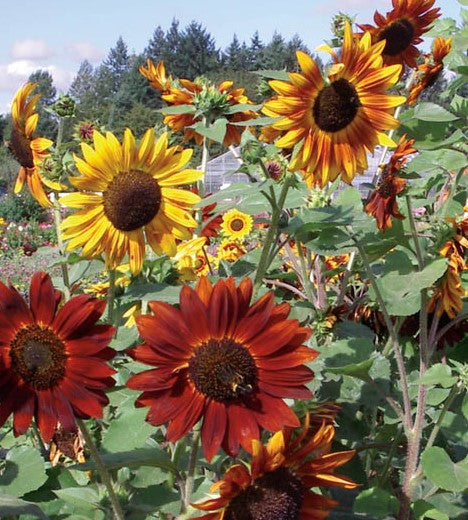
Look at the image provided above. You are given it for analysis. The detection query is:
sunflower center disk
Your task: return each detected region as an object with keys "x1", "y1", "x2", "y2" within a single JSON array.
[
  {"x1": 103, "y1": 170, "x2": 162, "y2": 232},
  {"x1": 230, "y1": 218, "x2": 245, "y2": 232},
  {"x1": 9, "y1": 127, "x2": 34, "y2": 168},
  {"x1": 313, "y1": 79, "x2": 361, "y2": 132},
  {"x1": 376, "y1": 171, "x2": 394, "y2": 198},
  {"x1": 9, "y1": 324, "x2": 66, "y2": 390},
  {"x1": 225, "y1": 467, "x2": 305, "y2": 520},
  {"x1": 188, "y1": 338, "x2": 257, "y2": 402},
  {"x1": 379, "y1": 17, "x2": 415, "y2": 56}
]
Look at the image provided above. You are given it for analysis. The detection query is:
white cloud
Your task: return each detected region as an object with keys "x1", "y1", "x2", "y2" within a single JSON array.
[
  {"x1": 67, "y1": 42, "x2": 104, "y2": 63},
  {"x1": 11, "y1": 39, "x2": 54, "y2": 60}
]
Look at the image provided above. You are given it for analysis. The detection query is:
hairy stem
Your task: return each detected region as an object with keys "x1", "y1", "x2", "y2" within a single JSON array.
[
  {"x1": 77, "y1": 419, "x2": 125, "y2": 520},
  {"x1": 183, "y1": 429, "x2": 201, "y2": 511}
]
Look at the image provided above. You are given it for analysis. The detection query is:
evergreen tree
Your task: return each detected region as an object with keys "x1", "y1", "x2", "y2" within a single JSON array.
[
  {"x1": 69, "y1": 60, "x2": 98, "y2": 119},
  {"x1": 261, "y1": 32, "x2": 288, "y2": 69},
  {"x1": 145, "y1": 26, "x2": 166, "y2": 62},
  {"x1": 28, "y1": 70, "x2": 57, "y2": 139},
  {"x1": 224, "y1": 35, "x2": 250, "y2": 71},
  {"x1": 249, "y1": 31, "x2": 264, "y2": 70},
  {"x1": 284, "y1": 34, "x2": 309, "y2": 71},
  {"x1": 163, "y1": 19, "x2": 182, "y2": 74},
  {"x1": 103, "y1": 36, "x2": 130, "y2": 95},
  {"x1": 175, "y1": 21, "x2": 220, "y2": 78}
]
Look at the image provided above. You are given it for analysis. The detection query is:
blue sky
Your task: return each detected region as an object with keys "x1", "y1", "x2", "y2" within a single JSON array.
[{"x1": 0, "y1": 0, "x2": 462, "y2": 114}]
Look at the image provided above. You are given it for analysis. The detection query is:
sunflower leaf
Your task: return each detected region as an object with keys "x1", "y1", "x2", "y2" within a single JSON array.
[
  {"x1": 158, "y1": 104, "x2": 196, "y2": 115},
  {"x1": 421, "y1": 447, "x2": 468, "y2": 492},
  {"x1": 189, "y1": 118, "x2": 228, "y2": 143},
  {"x1": 0, "y1": 446, "x2": 48, "y2": 497},
  {"x1": 413, "y1": 102, "x2": 459, "y2": 122},
  {"x1": 0, "y1": 495, "x2": 49, "y2": 519}
]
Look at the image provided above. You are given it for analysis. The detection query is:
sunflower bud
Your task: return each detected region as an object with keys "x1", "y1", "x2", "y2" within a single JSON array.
[
  {"x1": 53, "y1": 94, "x2": 76, "y2": 118},
  {"x1": 306, "y1": 187, "x2": 331, "y2": 208},
  {"x1": 331, "y1": 12, "x2": 355, "y2": 40},
  {"x1": 194, "y1": 85, "x2": 230, "y2": 119}
]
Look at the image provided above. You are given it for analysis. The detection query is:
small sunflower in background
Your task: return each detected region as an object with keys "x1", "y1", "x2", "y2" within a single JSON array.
[
  {"x1": 221, "y1": 208, "x2": 253, "y2": 240},
  {"x1": 357, "y1": 0, "x2": 441, "y2": 69},
  {"x1": 9, "y1": 82, "x2": 55, "y2": 207},
  {"x1": 60, "y1": 129, "x2": 202, "y2": 275}
]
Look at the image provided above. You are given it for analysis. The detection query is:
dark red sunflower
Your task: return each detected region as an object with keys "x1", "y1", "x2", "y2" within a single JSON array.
[
  {"x1": 126, "y1": 276, "x2": 318, "y2": 461},
  {"x1": 357, "y1": 0, "x2": 441, "y2": 69},
  {"x1": 193, "y1": 415, "x2": 358, "y2": 519},
  {"x1": 0, "y1": 272, "x2": 116, "y2": 442}
]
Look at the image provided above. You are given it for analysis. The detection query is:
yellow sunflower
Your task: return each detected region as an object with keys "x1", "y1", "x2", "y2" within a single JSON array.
[
  {"x1": 263, "y1": 23, "x2": 405, "y2": 187},
  {"x1": 60, "y1": 129, "x2": 202, "y2": 275},
  {"x1": 221, "y1": 208, "x2": 253, "y2": 240},
  {"x1": 9, "y1": 83, "x2": 54, "y2": 207}
]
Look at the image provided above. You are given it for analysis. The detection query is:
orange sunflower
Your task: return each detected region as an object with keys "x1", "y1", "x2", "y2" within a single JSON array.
[
  {"x1": 357, "y1": 0, "x2": 441, "y2": 69},
  {"x1": 60, "y1": 129, "x2": 202, "y2": 275},
  {"x1": 0, "y1": 272, "x2": 116, "y2": 442},
  {"x1": 365, "y1": 135, "x2": 416, "y2": 230},
  {"x1": 126, "y1": 276, "x2": 317, "y2": 461},
  {"x1": 193, "y1": 415, "x2": 357, "y2": 519},
  {"x1": 408, "y1": 36, "x2": 452, "y2": 105},
  {"x1": 263, "y1": 23, "x2": 405, "y2": 187},
  {"x1": 139, "y1": 59, "x2": 173, "y2": 93},
  {"x1": 9, "y1": 83, "x2": 54, "y2": 207},
  {"x1": 428, "y1": 217, "x2": 467, "y2": 319}
]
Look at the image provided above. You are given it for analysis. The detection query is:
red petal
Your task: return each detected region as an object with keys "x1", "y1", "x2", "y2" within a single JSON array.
[
  {"x1": 253, "y1": 393, "x2": 299, "y2": 432},
  {"x1": 258, "y1": 380, "x2": 313, "y2": 399},
  {"x1": 12, "y1": 389, "x2": 34, "y2": 435},
  {"x1": 256, "y1": 345, "x2": 318, "y2": 369},
  {"x1": 36, "y1": 390, "x2": 58, "y2": 442},
  {"x1": 208, "y1": 281, "x2": 230, "y2": 339},
  {"x1": 166, "y1": 391, "x2": 205, "y2": 442},
  {"x1": 61, "y1": 380, "x2": 107, "y2": 419},
  {"x1": 195, "y1": 276, "x2": 213, "y2": 306},
  {"x1": 236, "y1": 277, "x2": 253, "y2": 317},
  {"x1": 247, "y1": 320, "x2": 299, "y2": 356},
  {"x1": 53, "y1": 295, "x2": 106, "y2": 339},
  {"x1": 29, "y1": 272, "x2": 60, "y2": 326},
  {"x1": 126, "y1": 368, "x2": 178, "y2": 391},
  {"x1": 201, "y1": 400, "x2": 227, "y2": 461},
  {"x1": 223, "y1": 404, "x2": 259, "y2": 456},
  {"x1": 0, "y1": 281, "x2": 33, "y2": 331},
  {"x1": 179, "y1": 285, "x2": 210, "y2": 343}
]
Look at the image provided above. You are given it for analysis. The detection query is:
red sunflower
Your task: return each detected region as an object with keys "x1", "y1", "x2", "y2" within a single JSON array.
[
  {"x1": 127, "y1": 276, "x2": 317, "y2": 461},
  {"x1": 193, "y1": 415, "x2": 358, "y2": 519},
  {"x1": 357, "y1": 0, "x2": 441, "y2": 69},
  {"x1": 0, "y1": 272, "x2": 116, "y2": 442}
]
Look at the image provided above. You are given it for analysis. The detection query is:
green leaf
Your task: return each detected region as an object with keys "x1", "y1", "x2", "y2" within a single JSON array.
[
  {"x1": 101, "y1": 405, "x2": 155, "y2": 452},
  {"x1": 326, "y1": 358, "x2": 375, "y2": 380},
  {"x1": 0, "y1": 494, "x2": 49, "y2": 519},
  {"x1": 123, "y1": 283, "x2": 181, "y2": 304},
  {"x1": 53, "y1": 487, "x2": 101, "y2": 511},
  {"x1": 189, "y1": 118, "x2": 228, "y2": 143},
  {"x1": 421, "y1": 447, "x2": 468, "y2": 492},
  {"x1": 159, "y1": 104, "x2": 195, "y2": 115},
  {"x1": 232, "y1": 116, "x2": 280, "y2": 126},
  {"x1": 0, "y1": 446, "x2": 48, "y2": 497},
  {"x1": 413, "y1": 103, "x2": 458, "y2": 122},
  {"x1": 413, "y1": 500, "x2": 449, "y2": 520},
  {"x1": 374, "y1": 258, "x2": 448, "y2": 316},
  {"x1": 71, "y1": 448, "x2": 177, "y2": 474},
  {"x1": 253, "y1": 69, "x2": 290, "y2": 81},
  {"x1": 110, "y1": 325, "x2": 139, "y2": 351},
  {"x1": 353, "y1": 487, "x2": 399, "y2": 518},
  {"x1": 415, "y1": 363, "x2": 458, "y2": 388},
  {"x1": 224, "y1": 103, "x2": 261, "y2": 114}
]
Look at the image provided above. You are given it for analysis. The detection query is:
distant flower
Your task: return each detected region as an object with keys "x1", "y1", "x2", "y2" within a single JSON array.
[
  {"x1": 0, "y1": 272, "x2": 116, "y2": 442},
  {"x1": 218, "y1": 238, "x2": 246, "y2": 262},
  {"x1": 127, "y1": 276, "x2": 317, "y2": 461},
  {"x1": 357, "y1": 0, "x2": 441, "y2": 69},
  {"x1": 221, "y1": 209, "x2": 253, "y2": 240}
]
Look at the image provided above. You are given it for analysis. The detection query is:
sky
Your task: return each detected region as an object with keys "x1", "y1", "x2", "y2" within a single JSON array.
[{"x1": 0, "y1": 0, "x2": 462, "y2": 114}]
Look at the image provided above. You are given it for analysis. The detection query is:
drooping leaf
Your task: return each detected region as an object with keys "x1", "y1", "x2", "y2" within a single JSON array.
[
  {"x1": 353, "y1": 487, "x2": 399, "y2": 518},
  {"x1": 421, "y1": 447, "x2": 468, "y2": 492},
  {"x1": 0, "y1": 446, "x2": 48, "y2": 497}
]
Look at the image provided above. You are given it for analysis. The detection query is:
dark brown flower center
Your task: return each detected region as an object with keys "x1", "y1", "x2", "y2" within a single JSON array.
[
  {"x1": 378, "y1": 18, "x2": 415, "y2": 56},
  {"x1": 9, "y1": 126, "x2": 34, "y2": 168},
  {"x1": 230, "y1": 218, "x2": 245, "y2": 232},
  {"x1": 188, "y1": 338, "x2": 257, "y2": 402},
  {"x1": 103, "y1": 170, "x2": 161, "y2": 231},
  {"x1": 9, "y1": 324, "x2": 67, "y2": 390},
  {"x1": 376, "y1": 169, "x2": 395, "y2": 198},
  {"x1": 225, "y1": 467, "x2": 305, "y2": 520},
  {"x1": 313, "y1": 79, "x2": 360, "y2": 132}
]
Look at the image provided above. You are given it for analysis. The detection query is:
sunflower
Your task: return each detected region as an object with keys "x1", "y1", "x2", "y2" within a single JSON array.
[
  {"x1": 0, "y1": 272, "x2": 116, "y2": 442},
  {"x1": 60, "y1": 129, "x2": 202, "y2": 275},
  {"x1": 139, "y1": 59, "x2": 173, "y2": 93},
  {"x1": 218, "y1": 238, "x2": 247, "y2": 262},
  {"x1": 193, "y1": 415, "x2": 357, "y2": 519},
  {"x1": 428, "y1": 218, "x2": 467, "y2": 319},
  {"x1": 408, "y1": 36, "x2": 452, "y2": 105},
  {"x1": 221, "y1": 208, "x2": 253, "y2": 240},
  {"x1": 9, "y1": 83, "x2": 55, "y2": 207},
  {"x1": 357, "y1": 0, "x2": 441, "y2": 69},
  {"x1": 126, "y1": 276, "x2": 317, "y2": 461},
  {"x1": 263, "y1": 23, "x2": 405, "y2": 187},
  {"x1": 365, "y1": 135, "x2": 415, "y2": 230},
  {"x1": 175, "y1": 237, "x2": 217, "y2": 281}
]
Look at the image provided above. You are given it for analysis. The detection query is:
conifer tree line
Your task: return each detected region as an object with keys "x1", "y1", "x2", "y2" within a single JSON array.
[{"x1": 43, "y1": 21, "x2": 310, "y2": 139}]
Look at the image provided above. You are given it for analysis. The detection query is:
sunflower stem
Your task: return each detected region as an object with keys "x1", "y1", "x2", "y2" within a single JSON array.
[
  {"x1": 296, "y1": 239, "x2": 315, "y2": 304},
  {"x1": 107, "y1": 269, "x2": 116, "y2": 325},
  {"x1": 77, "y1": 419, "x2": 125, "y2": 520},
  {"x1": 253, "y1": 176, "x2": 292, "y2": 298},
  {"x1": 202, "y1": 245, "x2": 214, "y2": 275},
  {"x1": 183, "y1": 428, "x2": 201, "y2": 511},
  {"x1": 52, "y1": 196, "x2": 71, "y2": 301}
]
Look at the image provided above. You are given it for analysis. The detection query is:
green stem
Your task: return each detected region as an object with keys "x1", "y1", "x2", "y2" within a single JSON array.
[
  {"x1": 56, "y1": 117, "x2": 64, "y2": 149},
  {"x1": 53, "y1": 199, "x2": 71, "y2": 301},
  {"x1": 77, "y1": 419, "x2": 125, "y2": 520},
  {"x1": 379, "y1": 425, "x2": 403, "y2": 486},
  {"x1": 107, "y1": 269, "x2": 116, "y2": 325},
  {"x1": 439, "y1": 167, "x2": 463, "y2": 220},
  {"x1": 253, "y1": 176, "x2": 292, "y2": 297},
  {"x1": 351, "y1": 232, "x2": 413, "y2": 431},
  {"x1": 183, "y1": 429, "x2": 201, "y2": 511},
  {"x1": 296, "y1": 239, "x2": 315, "y2": 304}
]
